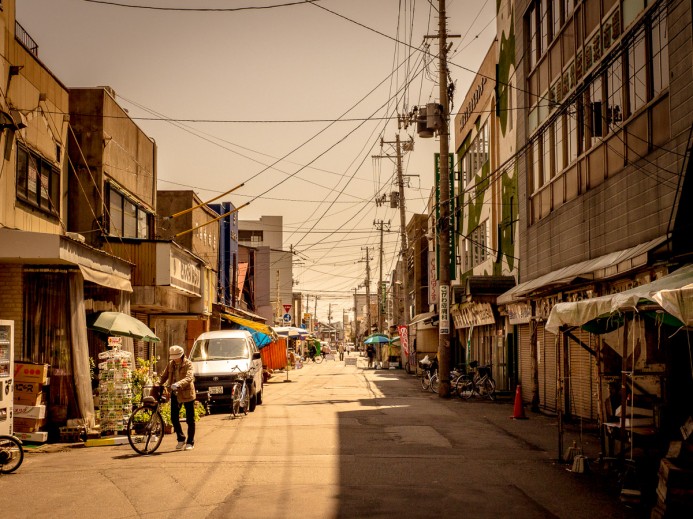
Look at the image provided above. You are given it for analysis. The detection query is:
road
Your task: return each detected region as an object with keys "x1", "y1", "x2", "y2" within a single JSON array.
[{"x1": 2, "y1": 354, "x2": 640, "y2": 518}]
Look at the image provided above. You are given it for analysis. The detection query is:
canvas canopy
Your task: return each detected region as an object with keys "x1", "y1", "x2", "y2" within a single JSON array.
[{"x1": 545, "y1": 264, "x2": 693, "y2": 334}]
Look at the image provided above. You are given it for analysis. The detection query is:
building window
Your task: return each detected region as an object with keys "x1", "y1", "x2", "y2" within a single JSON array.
[
  {"x1": 461, "y1": 121, "x2": 489, "y2": 186},
  {"x1": 16, "y1": 144, "x2": 60, "y2": 216},
  {"x1": 107, "y1": 184, "x2": 149, "y2": 238},
  {"x1": 627, "y1": 34, "x2": 648, "y2": 115},
  {"x1": 465, "y1": 221, "x2": 489, "y2": 269},
  {"x1": 239, "y1": 230, "x2": 263, "y2": 243}
]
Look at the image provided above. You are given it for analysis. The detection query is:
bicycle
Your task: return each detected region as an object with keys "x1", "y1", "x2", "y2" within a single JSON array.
[
  {"x1": 430, "y1": 366, "x2": 465, "y2": 394},
  {"x1": 126, "y1": 384, "x2": 167, "y2": 455},
  {"x1": 458, "y1": 361, "x2": 496, "y2": 400},
  {"x1": 419, "y1": 356, "x2": 438, "y2": 391},
  {"x1": 0, "y1": 435, "x2": 23, "y2": 473},
  {"x1": 230, "y1": 365, "x2": 256, "y2": 417},
  {"x1": 303, "y1": 352, "x2": 323, "y2": 364}
]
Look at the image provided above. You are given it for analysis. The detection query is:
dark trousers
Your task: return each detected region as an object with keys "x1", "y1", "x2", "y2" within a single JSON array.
[{"x1": 171, "y1": 394, "x2": 195, "y2": 445}]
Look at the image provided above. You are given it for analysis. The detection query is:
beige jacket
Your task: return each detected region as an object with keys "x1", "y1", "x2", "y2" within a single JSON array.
[{"x1": 160, "y1": 357, "x2": 196, "y2": 403}]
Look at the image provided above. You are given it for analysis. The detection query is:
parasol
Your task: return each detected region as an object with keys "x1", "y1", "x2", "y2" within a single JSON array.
[{"x1": 88, "y1": 311, "x2": 160, "y2": 342}]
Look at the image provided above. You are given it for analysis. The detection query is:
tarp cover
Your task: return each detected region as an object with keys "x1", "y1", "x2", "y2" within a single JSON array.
[{"x1": 545, "y1": 264, "x2": 693, "y2": 334}]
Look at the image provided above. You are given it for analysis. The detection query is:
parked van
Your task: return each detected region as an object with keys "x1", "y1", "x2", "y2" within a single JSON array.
[{"x1": 189, "y1": 330, "x2": 264, "y2": 411}]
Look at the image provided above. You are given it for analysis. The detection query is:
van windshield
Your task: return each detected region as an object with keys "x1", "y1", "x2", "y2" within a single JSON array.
[{"x1": 191, "y1": 338, "x2": 249, "y2": 361}]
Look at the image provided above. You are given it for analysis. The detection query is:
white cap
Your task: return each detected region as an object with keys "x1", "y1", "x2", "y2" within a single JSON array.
[{"x1": 169, "y1": 345, "x2": 184, "y2": 359}]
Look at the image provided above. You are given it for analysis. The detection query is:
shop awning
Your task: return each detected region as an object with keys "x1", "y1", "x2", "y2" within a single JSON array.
[
  {"x1": 221, "y1": 312, "x2": 275, "y2": 337},
  {"x1": 0, "y1": 228, "x2": 132, "y2": 292},
  {"x1": 545, "y1": 264, "x2": 693, "y2": 334},
  {"x1": 409, "y1": 311, "x2": 438, "y2": 326},
  {"x1": 498, "y1": 236, "x2": 668, "y2": 305}
]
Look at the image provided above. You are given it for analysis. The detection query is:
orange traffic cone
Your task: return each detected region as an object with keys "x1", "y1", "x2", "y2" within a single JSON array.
[{"x1": 510, "y1": 385, "x2": 528, "y2": 420}]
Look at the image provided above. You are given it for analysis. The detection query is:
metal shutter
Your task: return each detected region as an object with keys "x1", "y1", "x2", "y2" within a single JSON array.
[
  {"x1": 518, "y1": 323, "x2": 533, "y2": 403},
  {"x1": 538, "y1": 323, "x2": 558, "y2": 412}
]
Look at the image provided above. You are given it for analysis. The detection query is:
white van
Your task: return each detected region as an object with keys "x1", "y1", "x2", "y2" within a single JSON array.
[{"x1": 189, "y1": 330, "x2": 264, "y2": 411}]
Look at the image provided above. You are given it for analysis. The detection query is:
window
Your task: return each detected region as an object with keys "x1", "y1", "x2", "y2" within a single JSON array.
[
  {"x1": 554, "y1": 116, "x2": 565, "y2": 173},
  {"x1": 606, "y1": 56, "x2": 624, "y2": 133},
  {"x1": 461, "y1": 122, "x2": 489, "y2": 186},
  {"x1": 107, "y1": 184, "x2": 149, "y2": 239},
  {"x1": 651, "y1": 15, "x2": 669, "y2": 98},
  {"x1": 466, "y1": 221, "x2": 489, "y2": 269},
  {"x1": 16, "y1": 144, "x2": 60, "y2": 215},
  {"x1": 627, "y1": 34, "x2": 647, "y2": 115},
  {"x1": 528, "y1": 4, "x2": 538, "y2": 69}
]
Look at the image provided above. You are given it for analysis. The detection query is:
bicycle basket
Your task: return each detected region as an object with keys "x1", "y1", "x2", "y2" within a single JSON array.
[
  {"x1": 478, "y1": 365, "x2": 492, "y2": 378},
  {"x1": 469, "y1": 360, "x2": 479, "y2": 369},
  {"x1": 144, "y1": 385, "x2": 169, "y2": 404}
]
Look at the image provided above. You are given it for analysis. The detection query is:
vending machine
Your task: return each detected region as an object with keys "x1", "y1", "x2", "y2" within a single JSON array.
[{"x1": 0, "y1": 320, "x2": 14, "y2": 435}]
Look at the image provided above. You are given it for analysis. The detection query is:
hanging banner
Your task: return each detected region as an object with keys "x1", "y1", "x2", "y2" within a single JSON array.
[
  {"x1": 439, "y1": 284, "x2": 450, "y2": 335},
  {"x1": 398, "y1": 325, "x2": 409, "y2": 357}
]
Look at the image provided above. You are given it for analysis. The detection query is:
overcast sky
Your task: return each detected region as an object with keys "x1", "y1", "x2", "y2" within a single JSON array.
[{"x1": 17, "y1": 0, "x2": 497, "y2": 322}]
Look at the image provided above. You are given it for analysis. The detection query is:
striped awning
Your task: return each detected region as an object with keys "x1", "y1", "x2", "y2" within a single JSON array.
[{"x1": 221, "y1": 312, "x2": 276, "y2": 339}]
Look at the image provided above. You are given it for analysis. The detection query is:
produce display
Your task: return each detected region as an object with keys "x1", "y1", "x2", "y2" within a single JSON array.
[{"x1": 97, "y1": 348, "x2": 133, "y2": 434}]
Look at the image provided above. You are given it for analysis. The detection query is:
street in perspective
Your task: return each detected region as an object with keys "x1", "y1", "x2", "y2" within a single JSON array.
[
  {"x1": 2, "y1": 356, "x2": 640, "y2": 519},
  {"x1": 2, "y1": 2, "x2": 693, "y2": 519}
]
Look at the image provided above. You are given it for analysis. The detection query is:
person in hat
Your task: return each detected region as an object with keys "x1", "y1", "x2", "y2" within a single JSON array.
[{"x1": 160, "y1": 345, "x2": 197, "y2": 451}]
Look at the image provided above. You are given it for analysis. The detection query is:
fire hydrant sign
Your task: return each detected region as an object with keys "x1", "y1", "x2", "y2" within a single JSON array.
[{"x1": 439, "y1": 284, "x2": 450, "y2": 335}]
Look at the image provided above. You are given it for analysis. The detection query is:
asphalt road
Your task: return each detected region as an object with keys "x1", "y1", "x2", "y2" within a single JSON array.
[{"x1": 2, "y1": 354, "x2": 641, "y2": 519}]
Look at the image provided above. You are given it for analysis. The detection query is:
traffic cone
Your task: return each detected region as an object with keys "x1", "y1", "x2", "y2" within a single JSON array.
[{"x1": 510, "y1": 384, "x2": 528, "y2": 419}]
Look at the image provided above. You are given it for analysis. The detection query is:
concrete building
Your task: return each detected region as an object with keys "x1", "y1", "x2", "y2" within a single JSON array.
[
  {"x1": 238, "y1": 215, "x2": 293, "y2": 325},
  {"x1": 500, "y1": 0, "x2": 693, "y2": 422}
]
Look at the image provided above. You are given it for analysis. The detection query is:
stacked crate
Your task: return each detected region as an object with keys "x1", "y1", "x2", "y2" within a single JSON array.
[
  {"x1": 13, "y1": 362, "x2": 49, "y2": 442},
  {"x1": 651, "y1": 419, "x2": 693, "y2": 518}
]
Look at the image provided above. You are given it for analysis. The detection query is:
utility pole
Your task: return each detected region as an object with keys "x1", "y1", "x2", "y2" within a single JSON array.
[
  {"x1": 276, "y1": 269, "x2": 281, "y2": 325},
  {"x1": 314, "y1": 295, "x2": 318, "y2": 335},
  {"x1": 361, "y1": 247, "x2": 372, "y2": 336},
  {"x1": 328, "y1": 302, "x2": 332, "y2": 342},
  {"x1": 429, "y1": 0, "x2": 458, "y2": 397},
  {"x1": 373, "y1": 135, "x2": 414, "y2": 330},
  {"x1": 373, "y1": 219, "x2": 390, "y2": 333}
]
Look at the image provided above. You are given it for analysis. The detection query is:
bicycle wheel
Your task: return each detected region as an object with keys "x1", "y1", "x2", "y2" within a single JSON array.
[
  {"x1": 420, "y1": 372, "x2": 431, "y2": 391},
  {"x1": 483, "y1": 378, "x2": 496, "y2": 400},
  {"x1": 430, "y1": 372, "x2": 440, "y2": 393},
  {"x1": 314, "y1": 354, "x2": 323, "y2": 364},
  {"x1": 127, "y1": 406, "x2": 164, "y2": 455},
  {"x1": 231, "y1": 382, "x2": 241, "y2": 417},
  {"x1": 0, "y1": 436, "x2": 24, "y2": 474},
  {"x1": 457, "y1": 377, "x2": 475, "y2": 400},
  {"x1": 241, "y1": 384, "x2": 250, "y2": 415}
]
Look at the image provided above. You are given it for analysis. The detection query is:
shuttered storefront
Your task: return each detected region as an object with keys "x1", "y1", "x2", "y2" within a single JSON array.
[
  {"x1": 568, "y1": 328, "x2": 598, "y2": 420},
  {"x1": 538, "y1": 323, "x2": 557, "y2": 412},
  {"x1": 518, "y1": 323, "x2": 533, "y2": 403}
]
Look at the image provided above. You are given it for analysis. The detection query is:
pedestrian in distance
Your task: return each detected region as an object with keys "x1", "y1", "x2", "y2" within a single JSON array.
[
  {"x1": 366, "y1": 343, "x2": 375, "y2": 368},
  {"x1": 160, "y1": 345, "x2": 197, "y2": 451},
  {"x1": 338, "y1": 343, "x2": 345, "y2": 361}
]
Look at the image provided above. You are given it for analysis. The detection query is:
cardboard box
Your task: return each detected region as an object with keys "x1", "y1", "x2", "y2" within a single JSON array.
[
  {"x1": 13, "y1": 404, "x2": 46, "y2": 419},
  {"x1": 14, "y1": 363, "x2": 49, "y2": 383},
  {"x1": 14, "y1": 391, "x2": 43, "y2": 406},
  {"x1": 14, "y1": 431, "x2": 48, "y2": 443},
  {"x1": 13, "y1": 417, "x2": 46, "y2": 433}
]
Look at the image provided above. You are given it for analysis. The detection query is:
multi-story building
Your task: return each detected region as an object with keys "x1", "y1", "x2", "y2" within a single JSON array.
[
  {"x1": 0, "y1": 7, "x2": 133, "y2": 431},
  {"x1": 500, "y1": 0, "x2": 693, "y2": 422},
  {"x1": 452, "y1": 11, "x2": 519, "y2": 393},
  {"x1": 238, "y1": 215, "x2": 293, "y2": 325}
]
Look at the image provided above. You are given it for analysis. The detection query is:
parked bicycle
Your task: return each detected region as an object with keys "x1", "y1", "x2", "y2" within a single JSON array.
[
  {"x1": 0, "y1": 435, "x2": 23, "y2": 473},
  {"x1": 429, "y1": 365, "x2": 466, "y2": 394},
  {"x1": 458, "y1": 361, "x2": 496, "y2": 400},
  {"x1": 419, "y1": 356, "x2": 438, "y2": 391},
  {"x1": 303, "y1": 352, "x2": 323, "y2": 364},
  {"x1": 126, "y1": 384, "x2": 167, "y2": 455},
  {"x1": 230, "y1": 365, "x2": 256, "y2": 417}
]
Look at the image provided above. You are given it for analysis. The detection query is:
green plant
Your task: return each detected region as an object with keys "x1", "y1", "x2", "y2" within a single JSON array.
[
  {"x1": 158, "y1": 400, "x2": 206, "y2": 426},
  {"x1": 131, "y1": 357, "x2": 159, "y2": 405}
]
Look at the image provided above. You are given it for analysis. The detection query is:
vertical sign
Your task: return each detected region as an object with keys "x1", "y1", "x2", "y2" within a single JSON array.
[
  {"x1": 398, "y1": 325, "x2": 409, "y2": 357},
  {"x1": 439, "y1": 284, "x2": 450, "y2": 335},
  {"x1": 434, "y1": 153, "x2": 457, "y2": 281},
  {"x1": 428, "y1": 249, "x2": 437, "y2": 305}
]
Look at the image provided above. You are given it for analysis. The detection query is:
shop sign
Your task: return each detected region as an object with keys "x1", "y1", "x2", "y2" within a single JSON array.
[
  {"x1": 398, "y1": 325, "x2": 409, "y2": 357},
  {"x1": 536, "y1": 294, "x2": 560, "y2": 320},
  {"x1": 170, "y1": 248, "x2": 201, "y2": 296},
  {"x1": 507, "y1": 302, "x2": 532, "y2": 324},
  {"x1": 439, "y1": 284, "x2": 450, "y2": 335},
  {"x1": 453, "y1": 302, "x2": 495, "y2": 328},
  {"x1": 428, "y1": 250, "x2": 437, "y2": 305}
]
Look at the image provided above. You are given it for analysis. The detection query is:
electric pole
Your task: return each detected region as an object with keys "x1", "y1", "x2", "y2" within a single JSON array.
[
  {"x1": 373, "y1": 219, "x2": 390, "y2": 333},
  {"x1": 276, "y1": 269, "x2": 281, "y2": 325},
  {"x1": 361, "y1": 247, "x2": 372, "y2": 336},
  {"x1": 372, "y1": 134, "x2": 414, "y2": 329},
  {"x1": 431, "y1": 0, "x2": 457, "y2": 397}
]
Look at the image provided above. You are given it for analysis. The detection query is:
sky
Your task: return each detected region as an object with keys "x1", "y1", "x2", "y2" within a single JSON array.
[{"x1": 17, "y1": 0, "x2": 497, "y2": 323}]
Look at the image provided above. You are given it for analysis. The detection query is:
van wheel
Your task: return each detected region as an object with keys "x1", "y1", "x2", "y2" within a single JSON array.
[{"x1": 249, "y1": 391, "x2": 257, "y2": 412}]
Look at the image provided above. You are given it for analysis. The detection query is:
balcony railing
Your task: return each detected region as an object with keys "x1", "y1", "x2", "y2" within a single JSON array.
[{"x1": 16, "y1": 21, "x2": 38, "y2": 57}]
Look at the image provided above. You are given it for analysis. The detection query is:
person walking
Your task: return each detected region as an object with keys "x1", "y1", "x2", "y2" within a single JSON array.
[
  {"x1": 338, "y1": 343, "x2": 345, "y2": 361},
  {"x1": 366, "y1": 343, "x2": 375, "y2": 369},
  {"x1": 160, "y1": 345, "x2": 197, "y2": 451}
]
